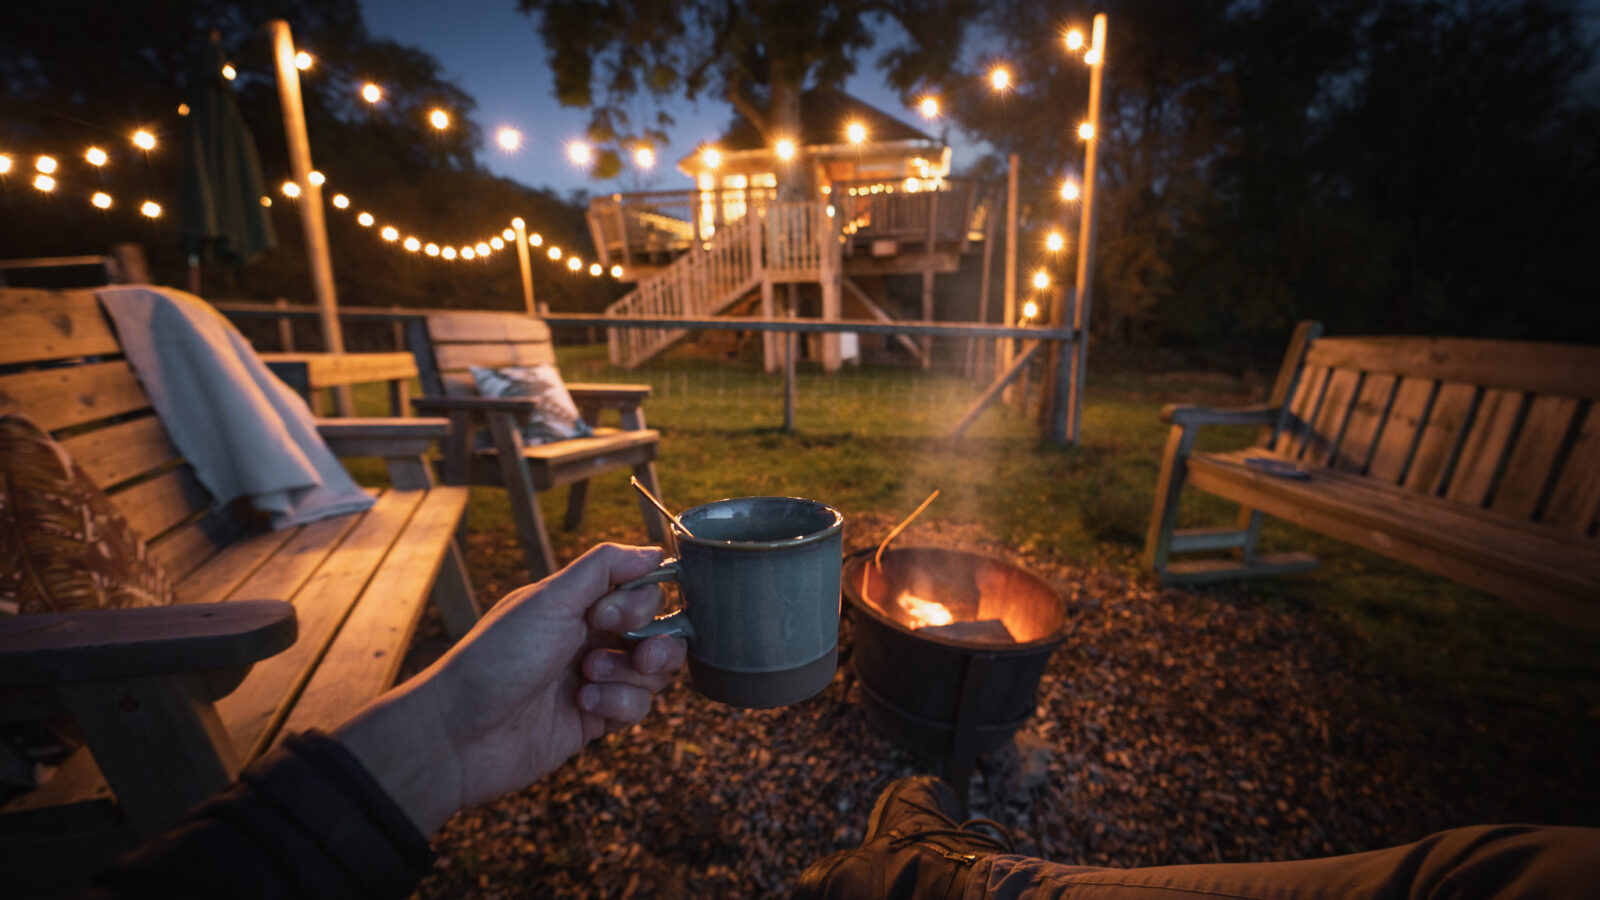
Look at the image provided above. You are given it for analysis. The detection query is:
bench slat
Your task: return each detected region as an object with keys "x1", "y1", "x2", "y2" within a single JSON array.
[
  {"x1": 59, "y1": 416, "x2": 179, "y2": 490},
  {"x1": 1302, "y1": 368, "x2": 1359, "y2": 466},
  {"x1": 1305, "y1": 335, "x2": 1600, "y2": 400},
  {"x1": 1492, "y1": 395, "x2": 1580, "y2": 520},
  {"x1": 150, "y1": 510, "x2": 249, "y2": 582},
  {"x1": 111, "y1": 467, "x2": 212, "y2": 543},
  {"x1": 1275, "y1": 365, "x2": 1329, "y2": 456},
  {"x1": 1367, "y1": 377, "x2": 1435, "y2": 485},
  {"x1": 1446, "y1": 388, "x2": 1521, "y2": 506},
  {"x1": 216, "y1": 489, "x2": 425, "y2": 760},
  {"x1": 1404, "y1": 382, "x2": 1477, "y2": 496},
  {"x1": 175, "y1": 527, "x2": 302, "y2": 606},
  {"x1": 0, "y1": 289, "x2": 121, "y2": 365},
  {"x1": 425, "y1": 312, "x2": 550, "y2": 343},
  {"x1": 1333, "y1": 373, "x2": 1395, "y2": 474},
  {"x1": 278, "y1": 487, "x2": 469, "y2": 737},
  {"x1": 1544, "y1": 404, "x2": 1600, "y2": 535},
  {"x1": 432, "y1": 341, "x2": 557, "y2": 372},
  {"x1": 0, "y1": 361, "x2": 150, "y2": 433}
]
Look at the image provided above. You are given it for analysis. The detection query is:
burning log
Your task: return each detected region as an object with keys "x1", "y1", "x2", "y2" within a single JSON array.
[{"x1": 916, "y1": 618, "x2": 1018, "y2": 645}]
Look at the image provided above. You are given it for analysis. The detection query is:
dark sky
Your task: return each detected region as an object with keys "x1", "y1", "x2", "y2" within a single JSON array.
[{"x1": 357, "y1": 0, "x2": 960, "y2": 198}]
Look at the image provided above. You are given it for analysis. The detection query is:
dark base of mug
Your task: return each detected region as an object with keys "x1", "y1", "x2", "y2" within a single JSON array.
[{"x1": 690, "y1": 647, "x2": 838, "y2": 709}]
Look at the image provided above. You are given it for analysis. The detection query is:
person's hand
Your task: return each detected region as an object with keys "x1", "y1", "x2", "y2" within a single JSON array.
[{"x1": 334, "y1": 543, "x2": 687, "y2": 833}]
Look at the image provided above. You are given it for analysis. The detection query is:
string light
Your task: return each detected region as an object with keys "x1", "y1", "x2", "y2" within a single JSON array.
[
  {"x1": 610, "y1": 265, "x2": 623, "y2": 278},
  {"x1": 1022, "y1": 299, "x2": 1040, "y2": 320},
  {"x1": 132, "y1": 130, "x2": 156, "y2": 150},
  {"x1": 474, "y1": 241, "x2": 490, "y2": 256},
  {"x1": 357, "y1": 212, "x2": 375, "y2": 226},
  {"x1": 404, "y1": 236, "x2": 421, "y2": 252},
  {"x1": 567, "y1": 141, "x2": 592, "y2": 166},
  {"x1": 281, "y1": 180, "x2": 301, "y2": 198},
  {"x1": 294, "y1": 51, "x2": 313, "y2": 71},
  {"x1": 1065, "y1": 29, "x2": 1085, "y2": 50},
  {"x1": 442, "y1": 246, "x2": 457, "y2": 260},
  {"x1": 775, "y1": 138, "x2": 796, "y2": 161},
  {"x1": 429, "y1": 109, "x2": 450, "y2": 130},
  {"x1": 332, "y1": 193, "x2": 350, "y2": 209},
  {"x1": 1084, "y1": 48, "x2": 1101, "y2": 66},
  {"x1": 140, "y1": 200, "x2": 161, "y2": 218},
  {"x1": 260, "y1": 196, "x2": 272, "y2": 207},
  {"x1": 634, "y1": 146, "x2": 655, "y2": 169},
  {"x1": 0, "y1": 155, "x2": 10, "y2": 174},
  {"x1": 1061, "y1": 180, "x2": 1080, "y2": 200},
  {"x1": 989, "y1": 66, "x2": 1012, "y2": 91},
  {"x1": 511, "y1": 217, "x2": 525, "y2": 230},
  {"x1": 566, "y1": 256, "x2": 582, "y2": 271},
  {"x1": 178, "y1": 103, "x2": 190, "y2": 116},
  {"x1": 547, "y1": 246, "x2": 561, "y2": 260},
  {"x1": 461, "y1": 246, "x2": 476, "y2": 260},
  {"x1": 1078, "y1": 122, "x2": 1095, "y2": 140},
  {"x1": 1046, "y1": 231, "x2": 1065, "y2": 251},
  {"x1": 701, "y1": 146, "x2": 722, "y2": 169},
  {"x1": 85, "y1": 147, "x2": 108, "y2": 166},
  {"x1": 35, "y1": 155, "x2": 57, "y2": 174},
  {"x1": 497, "y1": 127, "x2": 522, "y2": 152},
  {"x1": 530, "y1": 233, "x2": 543, "y2": 246},
  {"x1": 490, "y1": 236, "x2": 504, "y2": 250},
  {"x1": 33, "y1": 174, "x2": 55, "y2": 192},
  {"x1": 425, "y1": 243, "x2": 440, "y2": 256},
  {"x1": 91, "y1": 192, "x2": 112, "y2": 209},
  {"x1": 307, "y1": 170, "x2": 325, "y2": 186},
  {"x1": 589, "y1": 263, "x2": 602, "y2": 276},
  {"x1": 380, "y1": 225, "x2": 399, "y2": 241},
  {"x1": 1032, "y1": 270, "x2": 1050, "y2": 289},
  {"x1": 845, "y1": 121, "x2": 867, "y2": 144},
  {"x1": 361, "y1": 83, "x2": 382, "y2": 103},
  {"x1": 919, "y1": 97, "x2": 940, "y2": 119},
  {"x1": 501, "y1": 228, "x2": 515, "y2": 242},
  {"x1": 222, "y1": 63, "x2": 238, "y2": 80}
]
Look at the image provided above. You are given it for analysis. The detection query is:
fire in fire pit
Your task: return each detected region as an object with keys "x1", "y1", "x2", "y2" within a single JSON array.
[{"x1": 843, "y1": 547, "x2": 1069, "y2": 809}]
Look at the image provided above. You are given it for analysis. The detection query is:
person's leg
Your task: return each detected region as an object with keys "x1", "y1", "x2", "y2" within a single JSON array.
[
  {"x1": 797, "y1": 776, "x2": 1600, "y2": 900},
  {"x1": 967, "y1": 823, "x2": 1600, "y2": 899}
]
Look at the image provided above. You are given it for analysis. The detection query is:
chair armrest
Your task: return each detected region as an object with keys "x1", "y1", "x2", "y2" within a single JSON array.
[
  {"x1": 317, "y1": 417, "x2": 450, "y2": 457},
  {"x1": 565, "y1": 383, "x2": 652, "y2": 408},
  {"x1": 0, "y1": 600, "x2": 297, "y2": 688},
  {"x1": 1161, "y1": 403, "x2": 1280, "y2": 428},
  {"x1": 412, "y1": 396, "x2": 536, "y2": 415}
]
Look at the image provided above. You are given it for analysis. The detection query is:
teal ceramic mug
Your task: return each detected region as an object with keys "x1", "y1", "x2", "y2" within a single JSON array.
[{"x1": 616, "y1": 496, "x2": 844, "y2": 709}]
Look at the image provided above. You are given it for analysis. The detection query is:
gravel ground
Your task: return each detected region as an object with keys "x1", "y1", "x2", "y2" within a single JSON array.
[{"x1": 403, "y1": 513, "x2": 1597, "y2": 898}]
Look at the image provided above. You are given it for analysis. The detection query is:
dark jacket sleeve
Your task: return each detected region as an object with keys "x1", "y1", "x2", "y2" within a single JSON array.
[{"x1": 83, "y1": 730, "x2": 436, "y2": 900}]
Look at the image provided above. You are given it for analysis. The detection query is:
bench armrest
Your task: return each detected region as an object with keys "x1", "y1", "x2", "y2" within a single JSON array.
[
  {"x1": 411, "y1": 396, "x2": 536, "y2": 415},
  {"x1": 0, "y1": 600, "x2": 296, "y2": 688},
  {"x1": 565, "y1": 383, "x2": 652, "y2": 407},
  {"x1": 1162, "y1": 403, "x2": 1280, "y2": 428},
  {"x1": 317, "y1": 417, "x2": 450, "y2": 457}
]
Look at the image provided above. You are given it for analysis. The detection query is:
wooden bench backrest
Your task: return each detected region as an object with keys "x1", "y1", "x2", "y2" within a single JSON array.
[
  {"x1": 1269, "y1": 323, "x2": 1600, "y2": 536},
  {"x1": 411, "y1": 311, "x2": 556, "y2": 398},
  {"x1": 0, "y1": 289, "x2": 243, "y2": 581}
]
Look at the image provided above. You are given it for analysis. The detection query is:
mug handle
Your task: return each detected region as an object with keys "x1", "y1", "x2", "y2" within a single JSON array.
[{"x1": 608, "y1": 560, "x2": 696, "y2": 642}]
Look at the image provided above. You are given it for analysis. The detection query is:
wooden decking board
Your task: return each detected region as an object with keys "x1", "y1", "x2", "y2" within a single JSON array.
[{"x1": 217, "y1": 489, "x2": 426, "y2": 761}]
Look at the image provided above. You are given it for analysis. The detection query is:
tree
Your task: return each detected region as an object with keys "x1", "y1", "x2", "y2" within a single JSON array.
[{"x1": 516, "y1": 0, "x2": 982, "y2": 190}]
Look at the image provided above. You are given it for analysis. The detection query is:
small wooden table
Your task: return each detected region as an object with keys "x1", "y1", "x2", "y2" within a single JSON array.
[{"x1": 261, "y1": 351, "x2": 417, "y2": 416}]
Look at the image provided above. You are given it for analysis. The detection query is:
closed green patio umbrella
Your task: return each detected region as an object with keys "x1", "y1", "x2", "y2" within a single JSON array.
[{"x1": 179, "y1": 33, "x2": 275, "y2": 286}]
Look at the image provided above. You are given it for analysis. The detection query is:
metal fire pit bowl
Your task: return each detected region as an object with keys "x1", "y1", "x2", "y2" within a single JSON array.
[{"x1": 843, "y1": 547, "x2": 1069, "y2": 808}]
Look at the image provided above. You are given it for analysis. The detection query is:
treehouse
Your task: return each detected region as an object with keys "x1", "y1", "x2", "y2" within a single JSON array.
[{"x1": 587, "y1": 88, "x2": 990, "y2": 370}]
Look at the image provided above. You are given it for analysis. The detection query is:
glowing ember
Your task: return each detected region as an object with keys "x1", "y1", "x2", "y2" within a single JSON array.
[{"x1": 897, "y1": 592, "x2": 954, "y2": 629}]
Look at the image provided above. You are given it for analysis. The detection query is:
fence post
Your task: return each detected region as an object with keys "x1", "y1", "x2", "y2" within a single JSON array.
[{"x1": 274, "y1": 297, "x2": 295, "y2": 351}]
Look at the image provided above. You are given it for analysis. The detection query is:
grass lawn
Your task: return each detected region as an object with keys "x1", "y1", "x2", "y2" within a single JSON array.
[{"x1": 354, "y1": 344, "x2": 1598, "y2": 822}]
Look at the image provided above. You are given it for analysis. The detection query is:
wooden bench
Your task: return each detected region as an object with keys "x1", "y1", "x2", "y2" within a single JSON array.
[
  {"x1": 1143, "y1": 321, "x2": 1600, "y2": 628},
  {"x1": 0, "y1": 288, "x2": 480, "y2": 891},
  {"x1": 407, "y1": 311, "x2": 668, "y2": 579}
]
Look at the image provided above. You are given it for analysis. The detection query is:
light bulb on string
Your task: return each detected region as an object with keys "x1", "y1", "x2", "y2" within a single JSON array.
[
  {"x1": 529, "y1": 233, "x2": 543, "y2": 246},
  {"x1": 0, "y1": 155, "x2": 11, "y2": 174},
  {"x1": 307, "y1": 170, "x2": 324, "y2": 186},
  {"x1": 989, "y1": 66, "x2": 1012, "y2": 91},
  {"x1": 294, "y1": 51, "x2": 313, "y2": 71},
  {"x1": 547, "y1": 247, "x2": 561, "y2": 260},
  {"x1": 141, "y1": 200, "x2": 161, "y2": 218},
  {"x1": 222, "y1": 63, "x2": 238, "y2": 80},
  {"x1": 589, "y1": 263, "x2": 602, "y2": 276},
  {"x1": 91, "y1": 192, "x2": 112, "y2": 209},
  {"x1": 1060, "y1": 180, "x2": 1080, "y2": 201},
  {"x1": 501, "y1": 228, "x2": 515, "y2": 242},
  {"x1": 85, "y1": 147, "x2": 108, "y2": 166},
  {"x1": 1046, "y1": 231, "x2": 1065, "y2": 252},
  {"x1": 1065, "y1": 29, "x2": 1084, "y2": 50},
  {"x1": 511, "y1": 217, "x2": 525, "y2": 230},
  {"x1": 775, "y1": 139, "x2": 796, "y2": 161},
  {"x1": 281, "y1": 180, "x2": 301, "y2": 198},
  {"x1": 380, "y1": 226, "x2": 399, "y2": 242},
  {"x1": 845, "y1": 121, "x2": 867, "y2": 144},
  {"x1": 1022, "y1": 299, "x2": 1040, "y2": 321},
  {"x1": 33, "y1": 174, "x2": 56, "y2": 192},
  {"x1": 404, "y1": 237, "x2": 421, "y2": 252},
  {"x1": 1032, "y1": 270, "x2": 1050, "y2": 290},
  {"x1": 429, "y1": 109, "x2": 450, "y2": 130},
  {"x1": 610, "y1": 265, "x2": 623, "y2": 278},
  {"x1": 497, "y1": 127, "x2": 522, "y2": 152},
  {"x1": 36, "y1": 155, "x2": 57, "y2": 174},
  {"x1": 425, "y1": 243, "x2": 440, "y2": 257},
  {"x1": 567, "y1": 141, "x2": 592, "y2": 167},
  {"x1": 442, "y1": 246, "x2": 457, "y2": 260},
  {"x1": 1084, "y1": 48, "x2": 1101, "y2": 66},
  {"x1": 461, "y1": 247, "x2": 476, "y2": 260},
  {"x1": 490, "y1": 237, "x2": 504, "y2": 250},
  {"x1": 474, "y1": 242, "x2": 490, "y2": 256},
  {"x1": 332, "y1": 194, "x2": 350, "y2": 209},
  {"x1": 1078, "y1": 122, "x2": 1095, "y2": 140},
  {"x1": 919, "y1": 97, "x2": 940, "y2": 119},
  {"x1": 567, "y1": 256, "x2": 582, "y2": 271},
  {"x1": 361, "y1": 83, "x2": 382, "y2": 103},
  {"x1": 634, "y1": 146, "x2": 655, "y2": 169},
  {"x1": 701, "y1": 146, "x2": 722, "y2": 169},
  {"x1": 260, "y1": 196, "x2": 272, "y2": 207},
  {"x1": 357, "y1": 212, "x2": 375, "y2": 227},
  {"x1": 132, "y1": 130, "x2": 156, "y2": 150}
]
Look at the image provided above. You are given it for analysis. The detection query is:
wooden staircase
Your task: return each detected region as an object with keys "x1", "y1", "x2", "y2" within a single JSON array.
[{"x1": 605, "y1": 203, "x2": 836, "y2": 368}]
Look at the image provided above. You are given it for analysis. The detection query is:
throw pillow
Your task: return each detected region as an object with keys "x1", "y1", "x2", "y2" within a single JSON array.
[
  {"x1": 469, "y1": 364, "x2": 594, "y2": 446},
  {"x1": 0, "y1": 415, "x2": 174, "y2": 615}
]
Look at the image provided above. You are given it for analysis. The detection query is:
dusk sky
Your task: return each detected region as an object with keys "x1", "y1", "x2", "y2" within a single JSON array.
[{"x1": 356, "y1": 0, "x2": 973, "y2": 199}]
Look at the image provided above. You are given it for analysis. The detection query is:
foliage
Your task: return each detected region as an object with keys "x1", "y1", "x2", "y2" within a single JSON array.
[
  {"x1": 0, "y1": 0, "x2": 622, "y2": 316},
  {"x1": 515, "y1": 0, "x2": 982, "y2": 188}
]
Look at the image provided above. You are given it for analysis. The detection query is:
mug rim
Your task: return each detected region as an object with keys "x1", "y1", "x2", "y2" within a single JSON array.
[{"x1": 676, "y1": 496, "x2": 844, "y2": 550}]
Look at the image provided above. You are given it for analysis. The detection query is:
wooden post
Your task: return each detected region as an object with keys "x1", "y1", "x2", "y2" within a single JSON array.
[
  {"x1": 820, "y1": 204, "x2": 842, "y2": 372},
  {"x1": 920, "y1": 188, "x2": 940, "y2": 369},
  {"x1": 1000, "y1": 155, "x2": 1019, "y2": 401},
  {"x1": 512, "y1": 218, "x2": 536, "y2": 315},
  {"x1": 783, "y1": 306, "x2": 797, "y2": 433},
  {"x1": 1063, "y1": 14, "x2": 1107, "y2": 445},
  {"x1": 270, "y1": 19, "x2": 350, "y2": 415},
  {"x1": 274, "y1": 297, "x2": 296, "y2": 351},
  {"x1": 970, "y1": 189, "x2": 999, "y2": 379}
]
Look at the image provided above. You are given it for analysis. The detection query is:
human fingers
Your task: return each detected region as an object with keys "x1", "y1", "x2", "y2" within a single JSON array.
[
  {"x1": 582, "y1": 635, "x2": 687, "y2": 689},
  {"x1": 575, "y1": 682, "x2": 654, "y2": 727},
  {"x1": 541, "y1": 543, "x2": 664, "y2": 621}
]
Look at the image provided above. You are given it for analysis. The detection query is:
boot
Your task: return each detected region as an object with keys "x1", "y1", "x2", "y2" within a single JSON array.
[{"x1": 793, "y1": 775, "x2": 1012, "y2": 899}]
